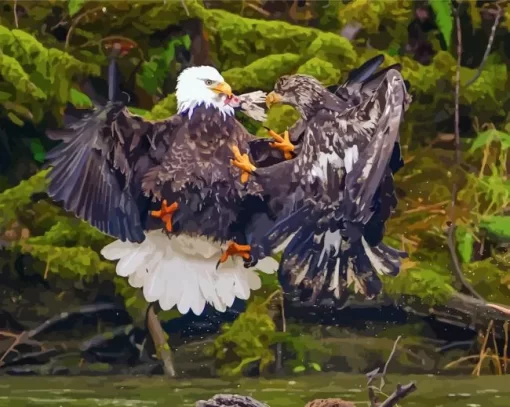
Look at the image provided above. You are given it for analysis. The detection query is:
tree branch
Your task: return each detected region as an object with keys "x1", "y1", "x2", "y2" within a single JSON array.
[
  {"x1": 0, "y1": 303, "x2": 120, "y2": 368},
  {"x1": 379, "y1": 383, "x2": 417, "y2": 407},
  {"x1": 146, "y1": 303, "x2": 176, "y2": 378},
  {"x1": 464, "y1": 4, "x2": 502, "y2": 88},
  {"x1": 13, "y1": 0, "x2": 18, "y2": 28},
  {"x1": 447, "y1": 6, "x2": 484, "y2": 302}
]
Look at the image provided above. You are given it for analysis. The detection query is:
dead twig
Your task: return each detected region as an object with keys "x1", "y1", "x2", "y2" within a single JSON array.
[
  {"x1": 464, "y1": 4, "x2": 502, "y2": 88},
  {"x1": 65, "y1": 6, "x2": 104, "y2": 50},
  {"x1": 367, "y1": 335, "x2": 402, "y2": 391},
  {"x1": 504, "y1": 321, "x2": 509, "y2": 373},
  {"x1": 447, "y1": 7, "x2": 485, "y2": 302},
  {"x1": 13, "y1": 0, "x2": 18, "y2": 28},
  {"x1": 181, "y1": 0, "x2": 190, "y2": 16},
  {"x1": 0, "y1": 303, "x2": 119, "y2": 368},
  {"x1": 379, "y1": 383, "x2": 417, "y2": 407},
  {"x1": 473, "y1": 320, "x2": 493, "y2": 376},
  {"x1": 403, "y1": 200, "x2": 450, "y2": 215}
]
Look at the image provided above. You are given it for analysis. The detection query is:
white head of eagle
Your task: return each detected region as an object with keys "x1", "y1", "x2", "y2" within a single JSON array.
[{"x1": 176, "y1": 66, "x2": 235, "y2": 120}]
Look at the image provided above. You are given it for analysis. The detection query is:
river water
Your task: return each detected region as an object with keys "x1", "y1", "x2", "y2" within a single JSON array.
[{"x1": 0, "y1": 373, "x2": 508, "y2": 406}]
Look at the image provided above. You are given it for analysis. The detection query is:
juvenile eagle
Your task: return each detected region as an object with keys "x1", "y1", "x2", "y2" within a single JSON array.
[{"x1": 229, "y1": 63, "x2": 410, "y2": 304}]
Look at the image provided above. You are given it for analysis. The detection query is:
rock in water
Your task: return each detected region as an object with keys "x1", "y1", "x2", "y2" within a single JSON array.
[{"x1": 195, "y1": 394, "x2": 270, "y2": 407}]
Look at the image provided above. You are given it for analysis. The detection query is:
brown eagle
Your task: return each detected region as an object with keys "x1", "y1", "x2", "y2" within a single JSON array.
[{"x1": 229, "y1": 61, "x2": 410, "y2": 304}]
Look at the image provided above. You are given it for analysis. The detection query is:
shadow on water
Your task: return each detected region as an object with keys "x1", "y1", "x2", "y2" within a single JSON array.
[{"x1": 0, "y1": 374, "x2": 508, "y2": 407}]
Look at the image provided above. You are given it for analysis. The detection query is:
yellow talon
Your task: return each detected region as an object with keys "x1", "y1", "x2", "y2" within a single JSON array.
[
  {"x1": 230, "y1": 145, "x2": 256, "y2": 184},
  {"x1": 267, "y1": 129, "x2": 295, "y2": 160}
]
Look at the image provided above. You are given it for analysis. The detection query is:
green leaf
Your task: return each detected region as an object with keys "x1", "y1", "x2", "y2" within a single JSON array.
[
  {"x1": 292, "y1": 365, "x2": 306, "y2": 373},
  {"x1": 68, "y1": 0, "x2": 87, "y2": 17},
  {"x1": 456, "y1": 225, "x2": 474, "y2": 263},
  {"x1": 470, "y1": 129, "x2": 510, "y2": 152},
  {"x1": 0, "y1": 91, "x2": 11, "y2": 102},
  {"x1": 7, "y1": 112, "x2": 24, "y2": 126},
  {"x1": 309, "y1": 362, "x2": 322, "y2": 372},
  {"x1": 137, "y1": 35, "x2": 192, "y2": 96},
  {"x1": 480, "y1": 216, "x2": 510, "y2": 240},
  {"x1": 181, "y1": 34, "x2": 192, "y2": 50},
  {"x1": 69, "y1": 88, "x2": 93, "y2": 108},
  {"x1": 127, "y1": 107, "x2": 149, "y2": 117},
  {"x1": 29, "y1": 139, "x2": 46, "y2": 163},
  {"x1": 428, "y1": 0, "x2": 453, "y2": 48}
]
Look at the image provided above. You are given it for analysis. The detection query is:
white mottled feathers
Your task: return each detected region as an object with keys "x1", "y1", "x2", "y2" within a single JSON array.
[{"x1": 101, "y1": 231, "x2": 278, "y2": 315}]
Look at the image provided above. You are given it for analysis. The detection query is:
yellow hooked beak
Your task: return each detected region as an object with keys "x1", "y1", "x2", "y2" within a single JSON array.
[
  {"x1": 211, "y1": 81, "x2": 233, "y2": 97},
  {"x1": 266, "y1": 91, "x2": 283, "y2": 108}
]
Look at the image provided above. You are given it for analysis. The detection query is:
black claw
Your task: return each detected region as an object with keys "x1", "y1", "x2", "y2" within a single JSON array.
[{"x1": 243, "y1": 255, "x2": 257, "y2": 268}]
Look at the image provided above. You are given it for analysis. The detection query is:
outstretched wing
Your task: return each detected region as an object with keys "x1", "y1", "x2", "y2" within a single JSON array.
[
  {"x1": 251, "y1": 68, "x2": 408, "y2": 302},
  {"x1": 341, "y1": 69, "x2": 406, "y2": 224},
  {"x1": 46, "y1": 103, "x2": 182, "y2": 243}
]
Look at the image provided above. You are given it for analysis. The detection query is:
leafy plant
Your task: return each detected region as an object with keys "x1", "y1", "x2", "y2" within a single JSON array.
[
  {"x1": 137, "y1": 35, "x2": 191, "y2": 96},
  {"x1": 428, "y1": 0, "x2": 454, "y2": 48},
  {"x1": 205, "y1": 293, "x2": 279, "y2": 376},
  {"x1": 68, "y1": 0, "x2": 87, "y2": 17}
]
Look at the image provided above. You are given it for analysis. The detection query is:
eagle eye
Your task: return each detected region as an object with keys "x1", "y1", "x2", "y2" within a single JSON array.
[{"x1": 204, "y1": 80, "x2": 214, "y2": 86}]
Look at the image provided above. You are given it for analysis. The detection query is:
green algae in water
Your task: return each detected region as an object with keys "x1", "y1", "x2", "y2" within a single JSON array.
[{"x1": 0, "y1": 374, "x2": 509, "y2": 407}]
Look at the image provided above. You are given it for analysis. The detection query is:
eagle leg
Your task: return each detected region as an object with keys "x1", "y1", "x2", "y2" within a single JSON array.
[
  {"x1": 230, "y1": 145, "x2": 257, "y2": 184},
  {"x1": 150, "y1": 200, "x2": 179, "y2": 233},
  {"x1": 216, "y1": 242, "x2": 252, "y2": 269},
  {"x1": 266, "y1": 128, "x2": 295, "y2": 160}
]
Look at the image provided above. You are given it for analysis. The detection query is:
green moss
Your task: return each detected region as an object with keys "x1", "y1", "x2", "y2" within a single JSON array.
[
  {"x1": 338, "y1": 0, "x2": 413, "y2": 35},
  {"x1": 147, "y1": 94, "x2": 177, "y2": 120},
  {"x1": 0, "y1": 169, "x2": 49, "y2": 233},
  {"x1": 297, "y1": 57, "x2": 341, "y2": 85},
  {"x1": 26, "y1": 218, "x2": 110, "y2": 248},
  {"x1": 304, "y1": 32, "x2": 357, "y2": 72},
  {"x1": 206, "y1": 295, "x2": 278, "y2": 376},
  {"x1": 0, "y1": 26, "x2": 100, "y2": 122},
  {"x1": 255, "y1": 105, "x2": 300, "y2": 137},
  {"x1": 224, "y1": 53, "x2": 302, "y2": 91},
  {"x1": 16, "y1": 243, "x2": 114, "y2": 280},
  {"x1": 465, "y1": 258, "x2": 510, "y2": 305},
  {"x1": 382, "y1": 250, "x2": 455, "y2": 306}
]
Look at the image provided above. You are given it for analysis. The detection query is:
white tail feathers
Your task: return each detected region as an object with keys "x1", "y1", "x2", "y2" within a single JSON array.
[{"x1": 100, "y1": 231, "x2": 278, "y2": 315}]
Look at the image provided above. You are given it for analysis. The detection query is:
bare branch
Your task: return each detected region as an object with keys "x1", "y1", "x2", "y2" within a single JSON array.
[
  {"x1": 13, "y1": 0, "x2": 18, "y2": 28},
  {"x1": 65, "y1": 7, "x2": 104, "y2": 50},
  {"x1": 447, "y1": 6, "x2": 484, "y2": 302},
  {"x1": 367, "y1": 335, "x2": 402, "y2": 390},
  {"x1": 379, "y1": 382, "x2": 417, "y2": 407},
  {"x1": 464, "y1": 5, "x2": 502, "y2": 88},
  {"x1": 146, "y1": 303, "x2": 176, "y2": 378}
]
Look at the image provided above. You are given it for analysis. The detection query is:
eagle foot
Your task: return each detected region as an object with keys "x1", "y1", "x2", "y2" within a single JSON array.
[
  {"x1": 216, "y1": 242, "x2": 252, "y2": 269},
  {"x1": 266, "y1": 128, "x2": 294, "y2": 160},
  {"x1": 150, "y1": 200, "x2": 179, "y2": 233},
  {"x1": 230, "y1": 145, "x2": 257, "y2": 184}
]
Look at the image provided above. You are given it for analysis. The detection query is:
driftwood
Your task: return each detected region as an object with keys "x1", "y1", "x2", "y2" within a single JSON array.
[
  {"x1": 305, "y1": 291, "x2": 510, "y2": 333},
  {"x1": 0, "y1": 303, "x2": 121, "y2": 368}
]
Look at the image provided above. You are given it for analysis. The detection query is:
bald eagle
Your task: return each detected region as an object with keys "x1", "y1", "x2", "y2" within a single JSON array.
[
  {"x1": 45, "y1": 66, "x2": 292, "y2": 315},
  {"x1": 230, "y1": 63, "x2": 410, "y2": 304}
]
